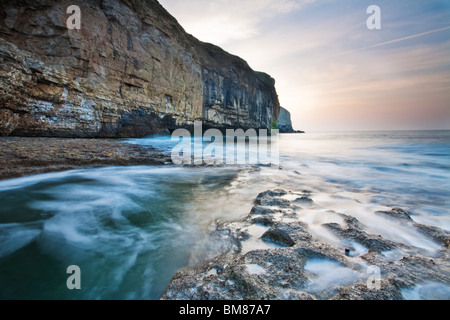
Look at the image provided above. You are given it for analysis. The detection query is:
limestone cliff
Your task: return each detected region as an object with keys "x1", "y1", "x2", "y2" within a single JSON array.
[
  {"x1": 278, "y1": 107, "x2": 303, "y2": 133},
  {"x1": 0, "y1": 0, "x2": 280, "y2": 137},
  {"x1": 278, "y1": 107, "x2": 294, "y2": 133}
]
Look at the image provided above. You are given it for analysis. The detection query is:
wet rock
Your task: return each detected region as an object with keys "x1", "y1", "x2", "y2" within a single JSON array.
[
  {"x1": 261, "y1": 227, "x2": 296, "y2": 247},
  {"x1": 376, "y1": 208, "x2": 449, "y2": 250},
  {"x1": 333, "y1": 281, "x2": 403, "y2": 300},
  {"x1": 161, "y1": 189, "x2": 450, "y2": 300},
  {"x1": 341, "y1": 214, "x2": 362, "y2": 229},
  {"x1": 294, "y1": 195, "x2": 314, "y2": 205},
  {"x1": 250, "y1": 216, "x2": 275, "y2": 226},
  {"x1": 413, "y1": 223, "x2": 450, "y2": 249},
  {"x1": 281, "y1": 209, "x2": 298, "y2": 218},
  {"x1": 255, "y1": 195, "x2": 291, "y2": 208},
  {"x1": 0, "y1": 137, "x2": 170, "y2": 180},
  {"x1": 162, "y1": 248, "x2": 311, "y2": 300},
  {"x1": 255, "y1": 189, "x2": 287, "y2": 200},
  {"x1": 282, "y1": 291, "x2": 316, "y2": 300},
  {"x1": 323, "y1": 222, "x2": 396, "y2": 252},
  {"x1": 274, "y1": 222, "x2": 313, "y2": 244},
  {"x1": 376, "y1": 207, "x2": 413, "y2": 221},
  {"x1": 208, "y1": 225, "x2": 244, "y2": 255},
  {"x1": 250, "y1": 206, "x2": 280, "y2": 215}
]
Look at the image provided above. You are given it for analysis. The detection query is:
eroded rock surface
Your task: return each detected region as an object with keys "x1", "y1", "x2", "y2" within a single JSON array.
[
  {"x1": 0, "y1": 136, "x2": 170, "y2": 179},
  {"x1": 162, "y1": 189, "x2": 450, "y2": 300}
]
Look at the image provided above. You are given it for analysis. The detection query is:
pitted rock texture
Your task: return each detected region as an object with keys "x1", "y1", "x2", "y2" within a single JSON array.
[
  {"x1": 161, "y1": 189, "x2": 450, "y2": 300},
  {"x1": 0, "y1": 0, "x2": 280, "y2": 137}
]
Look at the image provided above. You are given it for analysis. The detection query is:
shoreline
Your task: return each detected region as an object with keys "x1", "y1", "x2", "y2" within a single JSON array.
[
  {"x1": 1, "y1": 136, "x2": 449, "y2": 300},
  {"x1": 0, "y1": 137, "x2": 171, "y2": 181}
]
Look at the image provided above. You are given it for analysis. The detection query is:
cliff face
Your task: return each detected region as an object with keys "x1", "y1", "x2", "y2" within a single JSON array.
[
  {"x1": 0, "y1": 0, "x2": 280, "y2": 138},
  {"x1": 278, "y1": 107, "x2": 294, "y2": 133}
]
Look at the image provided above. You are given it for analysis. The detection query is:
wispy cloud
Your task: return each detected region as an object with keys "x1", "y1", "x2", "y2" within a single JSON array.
[
  {"x1": 313, "y1": 25, "x2": 450, "y2": 63},
  {"x1": 159, "y1": 0, "x2": 450, "y2": 130},
  {"x1": 159, "y1": 0, "x2": 316, "y2": 44}
]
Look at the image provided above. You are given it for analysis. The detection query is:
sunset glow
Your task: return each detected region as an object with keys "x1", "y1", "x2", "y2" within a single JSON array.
[{"x1": 159, "y1": 0, "x2": 450, "y2": 131}]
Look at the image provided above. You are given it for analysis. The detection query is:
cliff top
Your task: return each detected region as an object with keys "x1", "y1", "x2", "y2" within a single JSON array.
[{"x1": 127, "y1": 0, "x2": 275, "y2": 85}]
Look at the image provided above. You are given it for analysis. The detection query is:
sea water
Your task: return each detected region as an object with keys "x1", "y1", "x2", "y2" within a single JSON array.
[{"x1": 0, "y1": 131, "x2": 448, "y2": 299}]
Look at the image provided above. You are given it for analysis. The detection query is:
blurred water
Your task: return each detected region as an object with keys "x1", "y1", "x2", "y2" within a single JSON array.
[
  {"x1": 0, "y1": 130, "x2": 449, "y2": 299},
  {"x1": 278, "y1": 131, "x2": 450, "y2": 230}
]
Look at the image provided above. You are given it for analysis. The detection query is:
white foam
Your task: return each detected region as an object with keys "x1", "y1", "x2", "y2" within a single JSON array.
[
  {"x1": 401, "y1": 282, "x2": 450, "y2": 300},
  {"x1": 240, "y1": 224, "x2": 281, "y2": 254},
  {"x1": 206, "y1": 268, "x2": 218, "y2": 276},
  {"x1": 342, "y1": 240, "x2": 369, "y2": 257},
  {"x1": 0, "y1": 224, "x2": 41, "y2": 258},
  {"x1": 307, "y1": 194, "x2": 443, "y2": 253},
  {"x1": 0, "y1": 170, "x2": 78, "y2": 191},
  {"x1": 296, "y1": 209, "x2": 347, "y2": 247},
  {"x1": 304, "y1": 259, "x2": 360, "y2": 294},
  {"x1": 382, "y1": 249, "x2": 405, "y2": 261},
  {"x1": 282, "y1": 194, "x2": 301, "y2": 201},
  {"x1": 246, "y1": 264, "x2": 266, "y2": 275},
  {"x1": 359, "y1": 211, "x2": 441, "y2": 252}
]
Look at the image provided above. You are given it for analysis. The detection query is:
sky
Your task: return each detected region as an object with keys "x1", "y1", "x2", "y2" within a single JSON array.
[{"x1": 158, "y1": 0, "x2": 450, "y2": 131}]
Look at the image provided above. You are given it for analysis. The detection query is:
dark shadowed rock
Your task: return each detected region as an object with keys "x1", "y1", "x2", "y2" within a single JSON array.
[
  {"x1": 261, "y1": 227, "x2": 296, "y2": 247},
  {"x1": 250, "y1": 206, "x2": 280, "y2": 215},
  {"x1": 250, "y1": 216, "x2": 275, "y2": 226},
  {"x1": 376, "y1": 207, "x2": 413, "y2": 221},
  {"x1": 277, "y1": 107, "x2": 304, "y2": 133},
  {"x1": 254, "y1": 189, "x2": 291, "y2": 207},
  {"x1": 275, "y1": 222, "x2": 313, "y2": 243},
  {"x1": 278, "y1": 107, "x2": 295, "y2": 133},
  {"x1": 256, "y1": 189, "x2": 287, "y2": 198},
  {"x1": 294, "y1": 195, "x2": 314, "y2": 205}
]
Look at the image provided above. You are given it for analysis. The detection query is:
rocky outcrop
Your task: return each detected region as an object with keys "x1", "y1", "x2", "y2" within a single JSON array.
[
  {"x1": 0, "y1": 0, "x2": 280, "y2": 138},
  {"x1": 277, "y1": 107, "x2": 303, "y2": 133},
  {"x1": 0, "y1": 136, "x2": 170, "y2": 180},
  {"x1": 161, "y1": 189, "x2": 450, "y2": 300}
]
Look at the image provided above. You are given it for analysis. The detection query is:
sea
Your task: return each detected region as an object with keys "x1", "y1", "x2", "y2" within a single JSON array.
[{"x1": 0, "y1": 131, "x2": 449, "y2": 299}]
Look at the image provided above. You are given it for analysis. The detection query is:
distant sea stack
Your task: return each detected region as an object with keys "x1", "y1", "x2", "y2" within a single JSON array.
[
  {"x1": 0, "y1": 0, "x2": 280, "y2": 138},
  {"x1": 278, "y1": 107, "x2": 304, "y2": 133}
]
